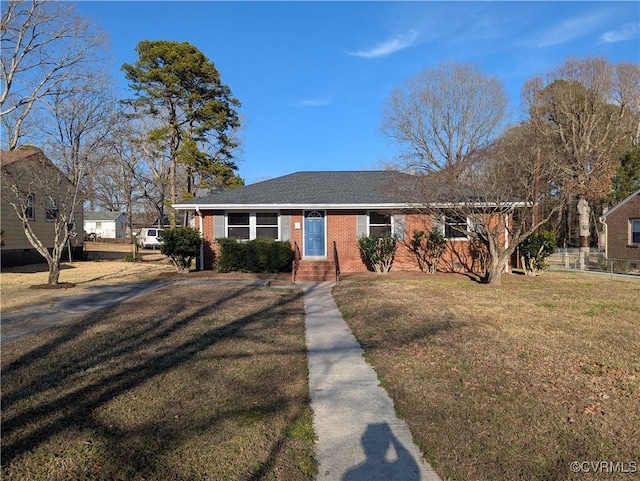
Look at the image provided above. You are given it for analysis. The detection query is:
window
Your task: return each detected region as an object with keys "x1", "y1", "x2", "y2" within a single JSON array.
[
  {"x1": 256, "y1": 212, "x2": 279, "y2": 239},
  {"x1": 227, "y1": 213, "x2": 250, "y2": 239},
  {"x1": 632, "y1": 219, "x2": 640, "y2": 244},
  {"x1": 44, "y1": 197, "x2": 58, "y2": 221},
  {"x1": 25, "y1": 194, "x2": 35, "y2": 220},
  {"x1": 444, "y1": 214, "x2": 468, "y2": 240},
  {"x1": 368, "y1": 212, "x2": 392, "y2": 236},
  {"x1": 227, "y1": 212, "x2": 279, "y2": 240}
]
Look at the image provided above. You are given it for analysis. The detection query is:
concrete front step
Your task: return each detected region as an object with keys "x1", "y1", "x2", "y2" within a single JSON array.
[{"x1": 295, "y1": 260, "x2": 338, "y2": 282}]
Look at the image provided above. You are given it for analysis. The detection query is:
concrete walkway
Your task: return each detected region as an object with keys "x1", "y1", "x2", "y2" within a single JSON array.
[
  {"x1": 299, "y1": 282, "x2": 441, "y2": 481},
  {"x1": 4, "y1": 277, "x2": 441, "y2": 480}
]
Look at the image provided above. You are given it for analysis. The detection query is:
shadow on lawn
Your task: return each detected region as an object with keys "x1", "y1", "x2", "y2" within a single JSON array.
[{"x1": 1, "y1": 284, "x2": 309, "y2": 479}]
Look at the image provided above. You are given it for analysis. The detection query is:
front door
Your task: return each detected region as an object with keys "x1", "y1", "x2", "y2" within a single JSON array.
[{"x1": 304, "y1": 211, "x2": 325, "y2": 256}]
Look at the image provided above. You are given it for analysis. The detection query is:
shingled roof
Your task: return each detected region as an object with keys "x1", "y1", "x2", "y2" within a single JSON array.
[
  {"x1": 174, "y1": 171, "x2": 421, "y2": 209},
  {"x1": 84, "y1": 211, "x2": 125, "y2": 221},
  {"x1": 1, "y1": 148, "x2": 48, "y2": 166}
]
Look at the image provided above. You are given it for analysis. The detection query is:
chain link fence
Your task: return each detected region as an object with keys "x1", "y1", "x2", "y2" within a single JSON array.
[{"x1": 547, "y1": 248, "x2": 640, "y2": 277}]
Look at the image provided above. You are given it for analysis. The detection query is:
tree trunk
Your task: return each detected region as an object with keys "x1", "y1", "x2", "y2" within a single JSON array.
[
  {"x1": 577, "y1": 196, "x2": 590, "y2": 269},
  {"x1": 21, "y1": 219, "x2": 62, "y2": 285},
  {"x1": 169, "y1": 156, "x2": 177, "y2": 228},
  {"x1": 47, "y1": 257, "x2": 61, "y2": 284},
  {"x1": 485, "y1": 255, "x2": 503, "y2": 285},
  {"x1": 483, "y1": 239, "x2": 518, "y2": 285}
]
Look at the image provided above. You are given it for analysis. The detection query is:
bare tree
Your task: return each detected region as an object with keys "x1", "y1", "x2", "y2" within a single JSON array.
[
  {"x1": 93, "y1": 113, "x2": 156, "y2": 236},
  {"x1": 134, "y1": 118, "x2": 172, "y2": 227},
  {"x1": 613, "y1": 62, "x2": 640, "y2": 147},
  {"x1": 1, "y1": 77, "x2": 116, "y2": 284},
  {"x1": 523, "y1": 57, "x2": 632, "y2": 267},
  {"x1": 381, "y1": 61, "x2": 508, "y2": 179},
  {"x1": 42, "y1": 74, "x2": 118, "y2": 193},
  {"x1": 1, "y1": 148, "x2": 82, "y2": 284},
  {"x1": 1, "y1": 0, "x2": 115, "y2": 284},
  {"x1": 1, "y1": 0, "x2": 107, "y2": 150},
  {"x1": 404, "y1": 123, "x2": 565, "y2": 284}
]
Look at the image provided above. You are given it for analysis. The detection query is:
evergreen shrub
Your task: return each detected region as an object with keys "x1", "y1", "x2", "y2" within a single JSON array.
[{"x1": 217, "y1": 238, "x2": 293, "y2": 273}]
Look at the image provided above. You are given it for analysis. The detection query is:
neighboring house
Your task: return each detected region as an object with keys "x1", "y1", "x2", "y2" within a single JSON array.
[
  {"x1": 600, "y1": 188, "x2": 640, "y2": 263},
  {"x1": 174, "y1": 171, "x2": 512, "y2": 281},
  {"x1": 84, "y1": 211, "x2": 127, "y2": 239},
  {"x1": 1, "y1": 149, "x2": 84, "y2": 267}
]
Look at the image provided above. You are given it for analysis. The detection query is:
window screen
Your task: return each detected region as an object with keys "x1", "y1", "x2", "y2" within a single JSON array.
[
  {"x1": 256, "y1": 213, "x2": 278, "y2": 239},
  {"x1": 228, "y1": 213, "x2": 250, "y2": 239},
  {"x1": 369, "y1": 212, "x2": 391, "y2": 236}
]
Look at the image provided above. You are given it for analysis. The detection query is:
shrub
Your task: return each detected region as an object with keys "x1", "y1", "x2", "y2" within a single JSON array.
[
  {"x1": 123, "y1": 253, "x2": 141, "y2": 263},
  {"x1": 519, "y1": 231, "x2": 556, "y2": 275},
  {"x1": 217, "y1": 238, "x2": 293, "y2": 273},
  {"x1": 408, "y1": 229, "x2": 446, "y2": 273},
  {"x1": 358, "y1": 234, "x2": 397, "y2": 274},
  {"x1": 159, "y1": 227, "x2": 201, "y2": 273}
]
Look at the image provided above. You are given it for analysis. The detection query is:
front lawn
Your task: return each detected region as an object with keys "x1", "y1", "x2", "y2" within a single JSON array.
[
  {"x1": 333, "y1": 271, "x2": 640, "y2": 481},
  {"x1": 1, "y1": 283, "x2": 316, "y2": 481}
]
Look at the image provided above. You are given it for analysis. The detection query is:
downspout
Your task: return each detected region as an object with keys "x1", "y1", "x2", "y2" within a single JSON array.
[
  {"x1": 196, "y1": 207, "x2": 204, "y2": 271},
  {"x1": 504, "y1": 213, "x2": 510, "y2": 274}
]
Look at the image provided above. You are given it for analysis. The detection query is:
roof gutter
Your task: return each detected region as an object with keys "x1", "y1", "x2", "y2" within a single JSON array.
[{"x1": 172, "y1": 201, "x2": 528, "y2": 211}]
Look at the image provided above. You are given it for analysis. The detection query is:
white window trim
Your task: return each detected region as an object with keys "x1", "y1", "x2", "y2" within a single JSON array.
[
  {"x1": 441, "y1": 214, "x2": 471, "y2": 241},
  {"x1": 367, "y1": 211, "x2": 394, "y2": 236},
  {"x1": 25, "y1": 193, "x2": 35, "y2": 221},
  {"x1": 631, "y1": 219, "x2": 640, "y2": 245},
  {"x1": 44, "y1": 197, "x2": 58, "y2": 222},
  {"x1": 225, "y1": 211, "x2": 280, "y2": 240}
]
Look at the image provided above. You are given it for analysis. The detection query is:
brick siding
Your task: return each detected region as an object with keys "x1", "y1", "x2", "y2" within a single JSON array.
[
  {"x1": 605, "y1": 193, "x2": 640, "y2": 261},
  {"x1": 195, "y1": 209, "x2": 507, "y2": 274}
]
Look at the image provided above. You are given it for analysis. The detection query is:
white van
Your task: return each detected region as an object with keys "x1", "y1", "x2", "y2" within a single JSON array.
[{"x1": 138, "y1": 228, "x2": 163, "y2": 249}]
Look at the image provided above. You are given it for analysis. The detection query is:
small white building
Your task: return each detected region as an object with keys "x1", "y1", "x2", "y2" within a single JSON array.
[{"x1": 84, "y1": 211, "x2": 127, "y2": 239}]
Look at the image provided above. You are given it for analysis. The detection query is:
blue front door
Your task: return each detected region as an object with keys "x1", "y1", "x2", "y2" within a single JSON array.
[{"x1": 304, "y1": 211, "x2": 325, "y2": 256}]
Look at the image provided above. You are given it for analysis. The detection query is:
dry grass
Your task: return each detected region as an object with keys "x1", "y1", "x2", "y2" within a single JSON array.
[
  {"x1": 333, "y1": 271, "x2": 640, "y2": 481},
  {"x1": 1, "y1": 282, "x2": 315, "y2": 480},
  {"x1": 1, "y1": 259, "x2": 295, "y2": 312},
  {"x1": 1, "y1": 260, "x2": 176, "y2": 312}
]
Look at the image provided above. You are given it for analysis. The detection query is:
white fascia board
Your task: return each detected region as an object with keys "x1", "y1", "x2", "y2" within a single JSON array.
[
  {"x1": 600, "y1": 188, "x2": 640, "y2": 220},
  {"x1": 173, "y1": 201, "x2": 527, "y2": 210},
  {"x1": 172, "y1": 203, "x2": 414, "y2": 210},
  {"x1": 416, "y1": 201, "x2": 527, "y2": 209}
]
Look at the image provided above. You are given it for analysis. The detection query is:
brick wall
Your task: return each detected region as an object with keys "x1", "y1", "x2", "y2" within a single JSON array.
[
  {"x1": 196, "y1": 209, "x2": 509, "y2": 273},
  {"x1": 605, "y1": 193, "x2": 640, "y2": 261},
  {"x1": 198, "y1": 210, "x2": 216, "y2": 269}
]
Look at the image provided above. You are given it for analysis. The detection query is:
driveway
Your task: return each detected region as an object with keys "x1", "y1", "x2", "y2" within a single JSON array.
[
  {"x1": 1, "y1": 278, "x2": 272, "y2": 344},
  {"x1": 1, "y1": 281, "x2": 167, "y2": 343}
]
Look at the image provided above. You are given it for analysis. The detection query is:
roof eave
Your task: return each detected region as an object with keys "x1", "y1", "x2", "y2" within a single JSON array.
[
  {"x1": 600, "y1": 188, "x2": 640, "y2": 221},
  {"x1": 173, "y1": 202, "x2": 414, "y2": 210},
  {"x1": 173, "y1": 201, "x2": 526, "y2": 210}
]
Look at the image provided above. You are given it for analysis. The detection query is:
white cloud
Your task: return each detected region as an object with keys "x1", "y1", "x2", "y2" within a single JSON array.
[
  {"x1": 599, "y1": 22, "x2": 640, "y2": 43},
  {"x1": 297, "y1": 97, "x2": 331, "y2": 107},
  {"x1": 347, "y1": 29, "x2": 419, "y2": 58},
  {"x1": 525, "y1": 12, "x2": 607, "y2": 48}
]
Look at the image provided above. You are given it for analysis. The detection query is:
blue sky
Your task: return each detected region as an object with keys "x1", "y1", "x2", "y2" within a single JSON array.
[{"x1": 77, "y1": 1, "x2": 640, "y2": 185}]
